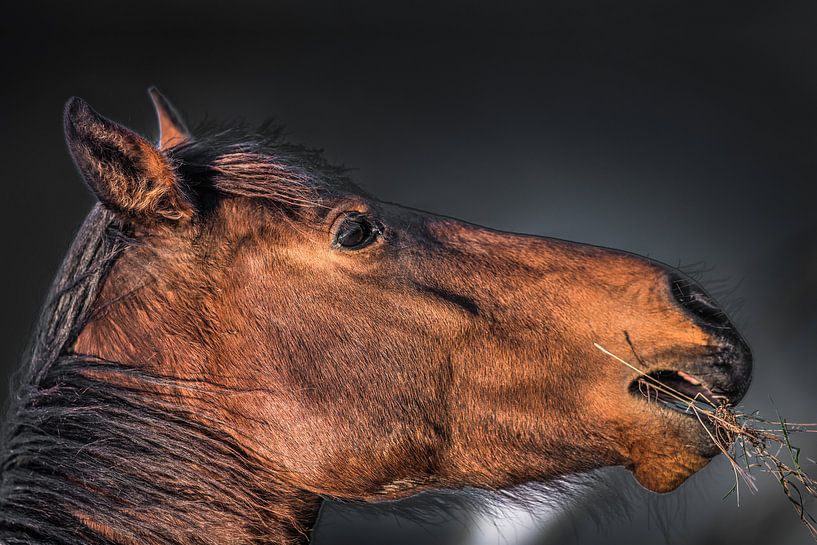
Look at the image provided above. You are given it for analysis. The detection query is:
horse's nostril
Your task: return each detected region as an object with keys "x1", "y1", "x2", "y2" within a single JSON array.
[
  {"x1": 669, "y1": 274, "x2": 731, "y2": 328},
  {"x1": 668, "y1": 274, "x2": 753, "y2": 403}
]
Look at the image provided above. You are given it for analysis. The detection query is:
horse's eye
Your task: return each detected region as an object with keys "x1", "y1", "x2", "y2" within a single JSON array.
[{"x1": 333, "y1": 213, "x2": 379, "y2": 249}]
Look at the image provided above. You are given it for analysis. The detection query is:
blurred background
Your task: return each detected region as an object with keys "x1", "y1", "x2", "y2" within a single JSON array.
[{"x1": 1, "y1": 1, "x2": 815, "y2": 543}]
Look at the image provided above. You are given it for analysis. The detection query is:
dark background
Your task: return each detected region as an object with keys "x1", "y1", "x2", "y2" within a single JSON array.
[{"x1": 1, "y1": 1, "x2": 815, "y2": 543}]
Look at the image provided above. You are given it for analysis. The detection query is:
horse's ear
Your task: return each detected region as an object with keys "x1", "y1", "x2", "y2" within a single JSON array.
[
  {"x1": 63, "y1": 97, "x2": 194, "y2": 222},
  {"x1": 148, "y1": 86, "x2": 191, "y2": 149}
]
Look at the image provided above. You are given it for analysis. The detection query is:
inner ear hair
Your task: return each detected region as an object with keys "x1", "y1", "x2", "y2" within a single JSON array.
[{"x1": 64, "y1": 97, "x2": 195, "y2": 223}]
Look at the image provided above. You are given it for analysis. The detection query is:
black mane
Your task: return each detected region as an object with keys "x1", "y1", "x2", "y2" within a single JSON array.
[
  {"x1": 170, "y1": 121, "x2": 355, "y2": 208},
  {"x1": 0, "y1": 121, "x2": 348, "y2": 544},
  {"x1": 0, "y1": 114, "x2": 613, "y2": 545}
]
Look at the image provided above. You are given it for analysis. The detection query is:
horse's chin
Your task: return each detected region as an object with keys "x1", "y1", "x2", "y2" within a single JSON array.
[
  {"x1": 630, "y1": 448, "x2": 712, "y2": 493},
  {"x1": 627, "y1": 410, "x2": 720, "y2": 493},
  {"x1": 617, "y1": 365, "x2": 731, "y2": 493}
]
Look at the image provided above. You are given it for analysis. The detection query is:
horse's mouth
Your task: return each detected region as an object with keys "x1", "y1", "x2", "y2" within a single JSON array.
[
  {"x1": 625, "y1": 368, "x2": 729, "y2": 493},
  {"x1": 620, "y1": 347, "x2": 750, "y2": 493},
  {"x1": 628, "y1": 369, "x2": 727, "y2": 415}
]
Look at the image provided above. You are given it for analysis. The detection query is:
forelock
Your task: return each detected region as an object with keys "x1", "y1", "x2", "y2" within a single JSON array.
[{"x1": 166, "y1": 120, "x2": 357, "y2": 210}]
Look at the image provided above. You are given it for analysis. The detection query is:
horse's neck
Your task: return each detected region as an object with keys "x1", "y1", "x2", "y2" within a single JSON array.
[{"x1": 68, "y1": 259, "x2": 325, "y2": 544}]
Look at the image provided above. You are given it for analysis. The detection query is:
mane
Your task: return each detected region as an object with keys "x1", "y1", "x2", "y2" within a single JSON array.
[
  {"x1": 0, "y1": 122, "x2": 348, "y2": 544},
  {"x1": 0, "y1": 120, "x2": 612, "y2": 545},
  {"x1": 169, "y1": 121, "x2": 355, "y2": 209}
]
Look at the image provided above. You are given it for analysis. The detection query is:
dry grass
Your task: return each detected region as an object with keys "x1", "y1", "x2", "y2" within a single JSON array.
[{"x1": 594, "y1": 342, "x2": 817, "y2": 540}]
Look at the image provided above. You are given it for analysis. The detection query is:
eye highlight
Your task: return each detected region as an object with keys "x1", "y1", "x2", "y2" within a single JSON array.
[{"x1": 332, "y1": 213, "x2": 381, "y2": 250}]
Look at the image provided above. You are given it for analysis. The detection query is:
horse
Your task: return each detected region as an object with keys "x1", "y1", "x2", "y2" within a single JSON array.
[{"x1": 0, "y1": 88, "x2": 752, "y2": 545}]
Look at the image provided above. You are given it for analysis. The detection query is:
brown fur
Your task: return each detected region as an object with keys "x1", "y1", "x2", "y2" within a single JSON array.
[{"x1": 62, "y1": 91, "x2": 751, "y2": 543}]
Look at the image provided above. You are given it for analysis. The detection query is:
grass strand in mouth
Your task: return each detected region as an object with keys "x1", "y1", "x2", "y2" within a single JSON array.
[{"x1": 594, "y1": 342, "x2": 817, "y2": 540}]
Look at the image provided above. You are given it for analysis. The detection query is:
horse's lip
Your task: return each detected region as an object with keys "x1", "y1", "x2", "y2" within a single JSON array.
[{"x1": 628, "y1": 369, "x2": 728, "y2": 415}]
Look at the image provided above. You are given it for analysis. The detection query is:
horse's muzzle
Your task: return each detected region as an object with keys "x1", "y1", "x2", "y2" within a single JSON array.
[{"x1": 668, "y1": 273, "x2": 753, "y2": 404}]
